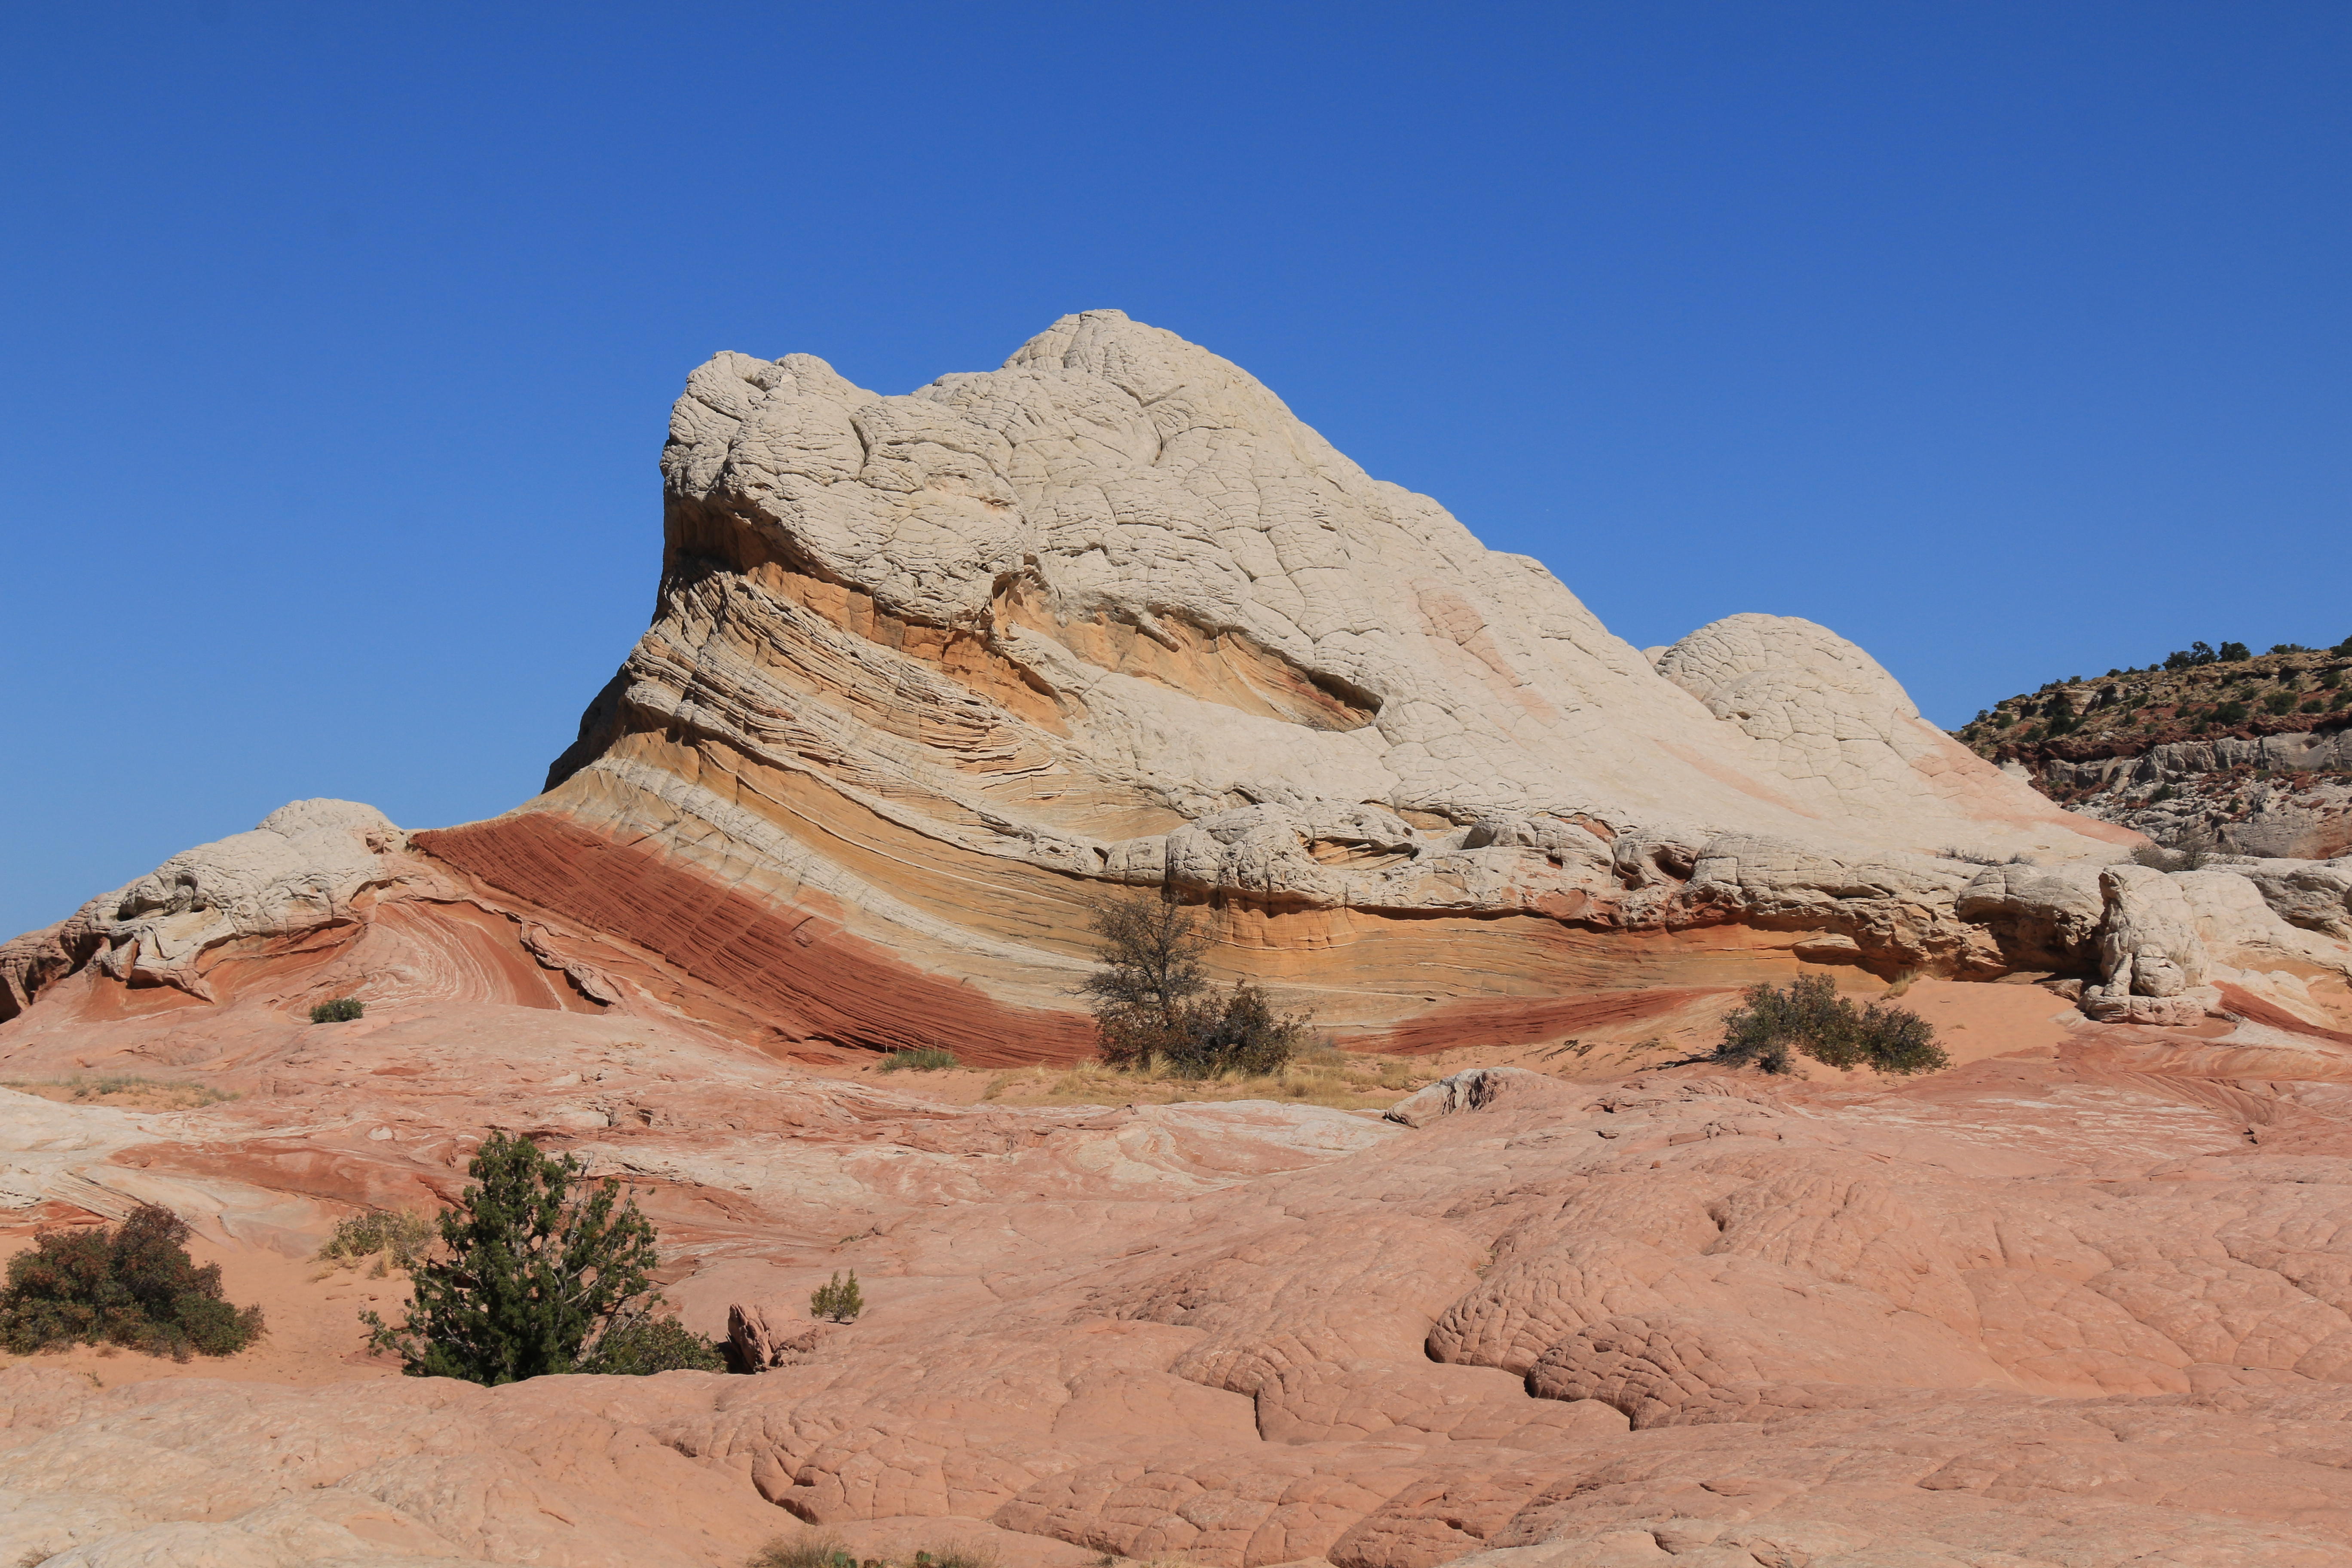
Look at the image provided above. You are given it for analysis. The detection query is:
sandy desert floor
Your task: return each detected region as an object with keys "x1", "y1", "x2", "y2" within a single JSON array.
[{"x1": 8, "y1": 956, "x2": 2352, "y2": 1566}]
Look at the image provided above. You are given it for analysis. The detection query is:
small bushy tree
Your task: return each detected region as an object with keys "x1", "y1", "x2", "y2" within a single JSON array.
[
  {"x1": 810, "y1": 1270, "x2": 864, "y2": 1323},
  {"x1": 1708, "y1": 974, "x2": 1947, "y2": 1076},
  {"x1": 1081, "y1": 891, "x2": 1211, "y2": 1068},
  {"x1": 0, "y1": 1204, "x2": 263, "y2": 1360},
  {"x1": 310, "y1": 997, "x2": 364, "y2": 1023},
  {"x1": 1080, "y1": 891, "x2": 1310, "y2": 1077},
  {"x1": 363, "y1": 1130, "x2": 717, "y2": 1383}
]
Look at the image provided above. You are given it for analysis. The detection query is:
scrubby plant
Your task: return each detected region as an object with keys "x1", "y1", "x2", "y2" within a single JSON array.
[
  {"x1": 309, "y1": 997, "x2": 365, "y2": 1023},
  {"x1": 1079, "y1": 891, "x2": 1309, "y2": 1076},
  {"x1": 750, "y1": 1535, "x2": 854, "y2": 1568},
  {"x1": 810, "y1": 1270, "x2": 864, "y2": 1323},
  {"x1": 1160, "y1": 980, "x2": 1311, "y2": 1078},
  {"x1": 362, "y1": 1130, "x2": 717, "y2": 1383},
  {"x1": 1704, "y1": 974, "x2": 1947, "y2": 1076},
  {"x1": 585, "y1": 1311, "x2": 726, "y2": 1372},
  {"x1": 316, "y1": 1208, "x2": 436, "y2": 1275},
  {"x1": 746, "y1": 1539, "x2": 993, "y2": 1568},
  {"x1": 4, "y1": 1075, "x2": 238, "y2": 1109},
  {"x1": 0, "y1": 1203, "x2": 264, "y2": 1360},
  {"x1": 917, "y1": 1549, "x2": 999, "y2": 1568},
  {"x1": 983, "y1": 1046, "x2": 1424, "y2": 1110},
  {"x1": 876, "y1": 1047, "x2": 960, "y2": 1072},
  {"x1": 2134, "y1": 825, "x2": 2216, "y2": 871}
]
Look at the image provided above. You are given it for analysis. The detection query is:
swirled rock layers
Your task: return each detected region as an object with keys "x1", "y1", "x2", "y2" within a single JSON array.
[
  {"x1": 424, "y1": 312, "x2": 2183, "y2": 1047},
  {"x1": 10, "y1": 312, "x2": 2350, "y2": 1053}
]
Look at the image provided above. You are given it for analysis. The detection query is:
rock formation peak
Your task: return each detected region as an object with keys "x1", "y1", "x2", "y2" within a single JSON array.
[
  {"x1": 13, "y1": 312, "x2": 2346, "y2": 1057},
  {"x1": 8, "y1": 314, "x2": 2352, "y2": 1568}
]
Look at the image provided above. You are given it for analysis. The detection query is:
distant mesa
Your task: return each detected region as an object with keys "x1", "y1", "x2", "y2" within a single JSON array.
[{"x1": 1958, "y1": 642, "x2": 2352, "y2": 862}]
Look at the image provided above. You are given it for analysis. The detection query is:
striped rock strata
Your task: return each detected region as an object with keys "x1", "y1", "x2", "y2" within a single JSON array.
[{"x1": 7, "y1": 312, "x2": 2352, "y2": 1056}]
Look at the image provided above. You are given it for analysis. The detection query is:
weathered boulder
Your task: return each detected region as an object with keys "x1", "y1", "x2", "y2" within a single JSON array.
[
  {"x1": 726, "y1": 1302, "x2": 831, "y2": 1370},
  {"x1": 1384, "y1": 1067, "x2": 1577, "y2": 1127},
  {"x1": 2092, "y1": 864, "x2": 2210, "y2": 998},
  {"x1": 0, "y1": 801, "x2": 411, "y2": 1015}
]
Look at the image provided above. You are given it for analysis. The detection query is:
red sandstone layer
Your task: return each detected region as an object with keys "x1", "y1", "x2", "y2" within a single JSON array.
[{"x1": 413, "y1": 813, "x2": 1094, "y2": 1065}]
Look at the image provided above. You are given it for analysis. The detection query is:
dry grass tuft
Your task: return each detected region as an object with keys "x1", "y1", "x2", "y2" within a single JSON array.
[
  {"x1": 747, "y1": 1536, "x2": 999, "y2": 1568},
  {"x1": 314, "y1": 1208, "x2": 436, "y2": 1277},
  {"x1": 749, "y1": 1533, "x2": 850, "y2": 1568},
  {"x1": 3, "y1": 1075, "x2": 238, "y2": 1111},
  {"x1": 981, "y1": 1044, "x2": 1427, "y2": 1109}
]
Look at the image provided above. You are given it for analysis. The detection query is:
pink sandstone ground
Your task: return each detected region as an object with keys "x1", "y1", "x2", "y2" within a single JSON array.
[{"x1": 10, "y1": 928, "x2": 2352, "y2": 1566}]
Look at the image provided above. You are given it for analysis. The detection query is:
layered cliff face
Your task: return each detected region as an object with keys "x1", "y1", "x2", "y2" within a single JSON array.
[
  {"x1": 406, "y1": 310, "x2": 2239, "y2": 1052},
  {"x1": 9, "y1": 310, "x2": 2350, "y2": 1057}
]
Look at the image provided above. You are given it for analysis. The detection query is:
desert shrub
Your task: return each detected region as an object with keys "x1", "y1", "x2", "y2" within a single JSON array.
[
  {"x1": 4, "y1": 1075, "x2": 237, "y2": 1109},
  {"x1": 750, "y1": 1532, "x2": 853, "y2": 1568},
  {"x1": 310, "y1": 997, "x2": 365, "y2": 1023},
  {"x1": 750, "y1": 1542, "x2": 998, "y2": 1568},
  {"x1": 2211, "y1": 699, "x2": 2250, "y2": 725},
  {"x1": 579, "y1": 1311, "x2": 726, "y2": 1373},
  {"x1": 1080, "y1": 891, "x2": 1308, "y2": 1076},
  {"x1": 1161, "y1": 980, "x2": 1310, "y2": 1077},
  {"x1": 1706, "y1": 974, "x2": 1948, "y2": 1076},
  {"x1": 986, "y1": 1047, "x2": 1424, "y2": 1110},
  {"x1": 919, "y1": 1548, "x2": 999, "y2": 1568},
  {"x1": 2133, "y1": 842, "x2": 2211, "y2": 872},
  {"x1": 2266, "y1": 691, "x2": 2297, "y2": 715},
  {"x1": 0, "y1": 1204, "x2": 264, "y2": 1360},
  {"x1": 363, "y1": 1130, "x2": 693, "y2": 1384},
  {"x1": 316, "y1": 1208, "x2": 436, "y2": 1274},
  {"x1": 810, "y1": 1270, "x2": 864, "y2": 1323},
  {"x1": 1081, "y1": 891, "x2": 1212, "y2": 1070},
  {"x1": 876, "y1": 1047, "x2": 959, "y2": 1072}
]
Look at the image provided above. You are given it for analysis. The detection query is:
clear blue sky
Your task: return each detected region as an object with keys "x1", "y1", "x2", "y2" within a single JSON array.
[{"x1": 3, "y1": 3, "x2": 2346, "y2": 937}]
